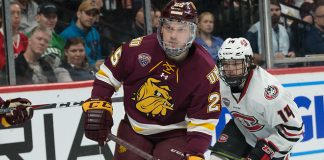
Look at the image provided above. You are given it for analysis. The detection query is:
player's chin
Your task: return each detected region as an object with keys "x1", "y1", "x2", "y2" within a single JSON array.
[{"x1": 165, "y1": 43, "x2": 183, "y2": 49}]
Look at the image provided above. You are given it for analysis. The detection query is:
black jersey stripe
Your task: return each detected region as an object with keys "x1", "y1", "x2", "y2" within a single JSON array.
[
  {"x1": 281, "y1": 123, "x2": 304, "y2": 131},
  {"x1": 278, "y1": 128, "x2": 302, "y2": 142}
]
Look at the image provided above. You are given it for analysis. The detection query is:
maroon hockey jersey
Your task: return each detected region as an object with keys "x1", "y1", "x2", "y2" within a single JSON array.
[{"x1": 91, "y1": 33, "x2": 221, "y2": 154}]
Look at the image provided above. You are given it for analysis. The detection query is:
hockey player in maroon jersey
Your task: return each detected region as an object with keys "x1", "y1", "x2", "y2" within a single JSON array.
[
  {"x1": 0, "y1": 97, "x2": 33, "y2": 127},
  {"x1": 81, "y1": 0, "x2": 222, "y2": 159},
  {"x1": 209, "y1": 38, "x2": 304, "y2": 160}
]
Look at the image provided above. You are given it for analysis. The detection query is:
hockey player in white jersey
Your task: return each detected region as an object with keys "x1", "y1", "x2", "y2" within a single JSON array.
[{"x1": 209, "y1": 38, "x2": 304, "y2": 160}]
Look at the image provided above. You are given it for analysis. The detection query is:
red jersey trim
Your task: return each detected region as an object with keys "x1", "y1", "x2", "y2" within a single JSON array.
[
  {"x1": 268, "y1": 66, "x2": 324, "y2": 75},
  {"x1": 0, "y1": 80, "x2": 94, "y2": 93},
  {"x1": 238, "y1": 69, "x2": 254, "y2": 102}
]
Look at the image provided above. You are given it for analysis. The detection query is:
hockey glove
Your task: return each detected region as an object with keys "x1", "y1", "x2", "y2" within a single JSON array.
[
  {"x1": 82, "y1": 98, "x2": 113, "y2": 146},
  {"x1": 0, "y1": 98, "x2": 33, "y2": 127},
  {"x1": 246, "y1": 140, "x2": 276, "y2": 160}
]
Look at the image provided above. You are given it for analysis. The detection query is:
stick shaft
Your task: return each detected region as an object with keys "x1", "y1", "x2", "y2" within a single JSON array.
[
  {"x1": 0, "y1": 104, "x2": 52, "y2": 114},
  {"x1": 107, "y1": 133, "x2": 158, "y2": 160},
  {"x1": 0, "y1": 98, "x2": 123, "y2": 115}
]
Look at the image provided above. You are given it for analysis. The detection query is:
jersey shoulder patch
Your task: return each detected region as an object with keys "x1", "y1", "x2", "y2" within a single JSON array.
[{"x1": 264, "y1": 85, "x2": 279, "y2": 100}]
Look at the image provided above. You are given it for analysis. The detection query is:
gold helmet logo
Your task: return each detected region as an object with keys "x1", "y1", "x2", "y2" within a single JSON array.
[{"x1": 132, "y1": 78, "x2": 174, "y2": 116}]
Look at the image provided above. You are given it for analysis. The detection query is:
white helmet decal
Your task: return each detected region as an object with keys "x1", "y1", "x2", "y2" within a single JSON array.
[{"x1": 218, "y1": 37, "x2": 253, "y2": 60}]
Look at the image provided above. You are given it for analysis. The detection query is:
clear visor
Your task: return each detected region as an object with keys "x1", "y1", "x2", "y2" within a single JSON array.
[{"x1": 157, "y1": 18, "x2": 197, "y2": 58}]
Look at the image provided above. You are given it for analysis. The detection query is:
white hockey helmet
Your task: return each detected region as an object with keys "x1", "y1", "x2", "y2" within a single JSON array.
[{"x1": 217, "y1": 37, "x2": 254, "y2": 87}]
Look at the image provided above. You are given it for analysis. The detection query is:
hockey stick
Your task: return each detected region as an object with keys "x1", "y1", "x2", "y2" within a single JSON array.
[
  {"x1": 0, "y1": 97, "x2": 124, "y2": 115},
  {"x1": 107, "y1": 133, "x2": 159, "y2": 160},
  {"x1": 0, "y1": 104, "x2": 54, "y2": 114}
]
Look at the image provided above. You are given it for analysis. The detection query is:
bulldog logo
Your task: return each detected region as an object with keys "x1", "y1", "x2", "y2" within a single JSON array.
[{"x1": 132, "y1": 78, "x2": 174, "y2": 116}]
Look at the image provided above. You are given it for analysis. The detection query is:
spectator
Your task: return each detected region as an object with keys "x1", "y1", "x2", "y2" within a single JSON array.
[
  {"x1": 15, "y1": 25, "x2": 57, "y2": 84},
  {"x1": 95, "y1": 0, "x2": 104, "y2": 10},
  {"x1": 60, "y1": 0, "x2": 104, "y2": 69},
  {"x1": 58, "y1": 37, "x2": 95, "y2": 82},
  {"x1": 26, "y1": 2, "x2": 66, "y2": 69},
  {"x1": 94, "y1": 0, "x2": 113, "y2": 59},
  {"x1": 304, "y1": 1, "x2": 324, "y2": 57},
  {"x1": 0, "y1": 1, "x2": 28, "y2": 70},
  {"x1": 300, "y1": 2, "x2": 315, "y2": 24},
  {"x1": 129, "y1": 2, "x2": 154, "y2": 39},
  {"x1": 132, "y1": 7, "x2": 145, "y2": 38},
  {"x1": 289, "y1": 2, "x2": 314, "y2": 57},
  {"x1": 17, "y1": 0, "x2": 38, "y2": 33},
  {"x1": 152, "y1": 7, "x2": 161, "y2": 33},
  {"x1": 94, "y1": 0, "x2": 103, "y2": 23},
  {"x1": 195, "y1": 11, "x2": 224, "y2": 62},
  {"x1": 246, "y1": 0, "x2": 295, "y2": 66}
]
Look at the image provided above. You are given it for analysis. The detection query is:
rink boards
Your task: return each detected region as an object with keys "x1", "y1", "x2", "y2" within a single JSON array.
[{"x1": 0, "y1": 66, "x2": 324, "y2": 160}]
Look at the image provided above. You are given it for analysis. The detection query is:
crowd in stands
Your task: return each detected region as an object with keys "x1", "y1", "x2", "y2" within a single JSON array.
[
  {"x1": 247, "y1": 0, "x2": 294, "y2": 67},
  {"x1": 195, "y1": 11, "x2": 224, "y2": 62},
  {"x1": 0, "y1": 1, "x2": 28, "y2": 70},
  {"x1": 15, "y1": 25, "x2": 56, "y2": 84},
  {"x1": 0, "y1": 0, "x2": 324, "y2": 85}
]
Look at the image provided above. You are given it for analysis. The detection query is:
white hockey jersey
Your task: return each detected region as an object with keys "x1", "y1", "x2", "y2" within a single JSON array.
[{"x1": 220, "y1": 67, "x2": 304, "y2": 158}]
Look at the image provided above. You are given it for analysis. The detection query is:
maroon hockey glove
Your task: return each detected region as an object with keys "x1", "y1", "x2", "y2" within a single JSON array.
[
  {"x1": 246, "y1": 140, "x2": 276, "y2": 160},
  {"x1": 82, "y1": 98, "x2": 113, "y2": 146},
  {"x1": 1, "y1": 98, "x2": 33, "y2": 127}
]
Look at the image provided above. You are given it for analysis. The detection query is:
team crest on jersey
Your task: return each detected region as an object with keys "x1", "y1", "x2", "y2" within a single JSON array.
[
  {"x1": 231, "y1": 111, "x2": 264, "y2": 132},
  {"x1": 264, "y1": 85, "x2": 279, "y2": 100},
  {"x1": 138, "y1": 53, "x2": 151, "y2": 67},
  {"x1": 217, "y1": 134, "x2": 229, "y2": 143},
  {"x1": 132, "y1": 78, "x2": 174, "y2": 117}
]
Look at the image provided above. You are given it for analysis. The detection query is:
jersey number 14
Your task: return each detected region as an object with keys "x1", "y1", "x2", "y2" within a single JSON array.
[{"x1": 277, "y1": 105, "x2": 295, "y2": 123}]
